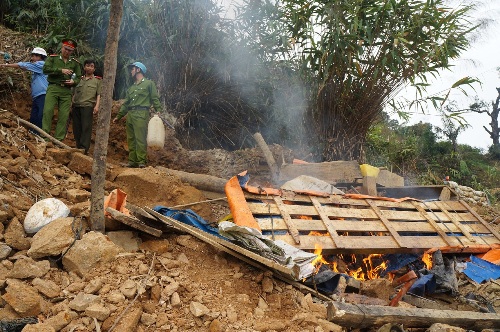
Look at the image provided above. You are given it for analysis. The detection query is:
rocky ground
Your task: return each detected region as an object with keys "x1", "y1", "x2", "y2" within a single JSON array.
[{"x1": 1, "y1": 24, "x2": 500, "y2": 332}]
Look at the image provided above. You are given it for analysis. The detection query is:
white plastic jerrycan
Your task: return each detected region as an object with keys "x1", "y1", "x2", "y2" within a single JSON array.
[{"x1": 147, "y1": 114, "x2": 165, "y2": 150}]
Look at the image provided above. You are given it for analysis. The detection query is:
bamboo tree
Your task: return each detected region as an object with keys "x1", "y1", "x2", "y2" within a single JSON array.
[{"x1": 238, "y1": 0, "x2": 479, "y2": 161}]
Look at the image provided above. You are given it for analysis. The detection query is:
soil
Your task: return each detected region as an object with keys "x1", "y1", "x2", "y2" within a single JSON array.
[{"x1": 0, "y1": 25, "x2": 499, "y2": 332}]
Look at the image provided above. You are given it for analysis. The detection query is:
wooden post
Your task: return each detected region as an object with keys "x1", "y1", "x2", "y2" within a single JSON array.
[
  {"x1": 327, "y1": 301, "x2": 500, "y2": 330},
  {"x1": 156, "y1": 166, "x2": 228, "y2": 193},
  {"x1": 361, "y1": 176, "x2": 377, "y2": 196},
  {"x1": 253, "y1": 132, "x2": 279, "y2": 185}
]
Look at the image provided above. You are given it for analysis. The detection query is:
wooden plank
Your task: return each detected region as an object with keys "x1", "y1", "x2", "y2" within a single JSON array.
[
  {"x1": 145, "y1": 208, "x2": 300, "y2": 280},
  {"x1": 361, "y1": 176, "x2": 377, "y2": 196},
  {"x1": 327, "y1": 301, "x2": 500, "y2": 330},
  {"x1": 256, "y1": 217, "x2": 491, "y2": 234},
  {"x1": 246, "y1": 192, "x2": 469, "y2": 211},
  {"x1": 435, "y1": 201, "x2": 475, "y2": 242},
  {"x1": 264, "y1": 234, "x2": 446, "y2": 253},
  {"x1": 458, "y1": 200, "x2": 500, "y2": 241},
  {"x1": 366, "y1": 199, "x2": 406, "y2": 248},
  {"x1": 273, "y1": 197, "x2": 300, "y2": 244},
  {"x1": 249, "y1": 201, "x2": 477, "y2": 223},
  {"x1": 309, "y1": 196, "x2": 346, "y2": 247},
  {"x1": 264, "y1": 234, "x2": 496, "y2": 254},
  {"x1": 412, "y1": 202, "x2": 453, "y2": 246},
  {"x1": 105, "y1": 207, "x2": 162, "y2": 237}
]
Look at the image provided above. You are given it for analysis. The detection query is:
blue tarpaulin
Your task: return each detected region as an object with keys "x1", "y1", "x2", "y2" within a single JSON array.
[
  {"x1": 409, "y1": 273, "x2": 436, "y2": 296},
  {"x1": 153, "y1": 206, "x2": 223, "y2": 238},
  {"x1": 463, "y1": 255, "x2": 500, "y2": 283},
  {"x1": 381, "y1": 254, "x2": 420, "y2": 276}
]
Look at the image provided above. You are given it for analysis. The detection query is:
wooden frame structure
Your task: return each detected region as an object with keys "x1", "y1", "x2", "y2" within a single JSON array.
[{"x1": 244, "y1": 192, "x2": 500, "y2": 254}]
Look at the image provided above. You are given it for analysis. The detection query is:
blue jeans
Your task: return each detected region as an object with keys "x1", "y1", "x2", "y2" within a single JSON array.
[{"x1": 30, "y1": 94, "x2": 45, "y2": 129}]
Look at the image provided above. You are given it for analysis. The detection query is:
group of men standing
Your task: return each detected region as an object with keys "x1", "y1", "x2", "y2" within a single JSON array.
[{"x1": 0, "y1": 38, "x2": 162, "y2": 167}]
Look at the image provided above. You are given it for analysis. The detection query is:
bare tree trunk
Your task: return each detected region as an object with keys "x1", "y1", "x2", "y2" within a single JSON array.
[
  {"x1": 90, "y1": 0, "x2": 124, "y2": 232},
  {"x1": 487, "y1": 88, "x2": 500, "y2": 147}
]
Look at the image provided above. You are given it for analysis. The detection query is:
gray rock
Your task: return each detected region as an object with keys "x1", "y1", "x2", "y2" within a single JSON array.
[
  {"x1": 190, "y1": 301, "x2": 209, "y2": 317},
  {"x1": 32, "y1": 278, "x2": 61, "y2": 298},
  {"x1": 62, "y1": 231, "x2": 124, "y2": 278},
  {"x1": 6, "y1": 257, "x2": 50, "y2": 279},
  {"x1": 85, "y1": 303, "x2": 111, "y2": 321},
  {"x1": 27, "y1": 217, "x2": 77, "y2": 259},
  {"x1": 68, "y1": 292, "x2": 99, "y2": 311}
]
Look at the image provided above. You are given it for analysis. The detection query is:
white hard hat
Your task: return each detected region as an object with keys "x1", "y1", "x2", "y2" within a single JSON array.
[{"x1": 31, "y1": 47, "x2": 47, "y2": 57}]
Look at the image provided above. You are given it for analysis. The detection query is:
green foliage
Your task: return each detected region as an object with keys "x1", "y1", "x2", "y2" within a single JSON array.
[
  {"x1": 2, "y1": 0, "x2": 109, "y2": 51},
  {"x1": 236, "y1": 0, "x2": 478, "y2": 161},
  {"x1": 366, "y1": 113, "x2": 500, "y2": 191}
]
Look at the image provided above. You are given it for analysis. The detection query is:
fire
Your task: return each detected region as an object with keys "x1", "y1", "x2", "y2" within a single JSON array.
[
  {"x1": 363, "y1": 254, "x2": 387, "y2": 280},
  {"x1": 422, "y1": 252, "x2": 433, "y2": 269},
  {"x1": 310, "y1": 246, "x2": 387, "y2": 281},
  {"x1": 308, "y1": 231, "x2": 329, "y2": 236},
  {"x1": 349, "y1": 267, "x2": 365, "y2": 280},
  {"x1": 311, "y1": 244, "x2": 329, "y2": 270}
]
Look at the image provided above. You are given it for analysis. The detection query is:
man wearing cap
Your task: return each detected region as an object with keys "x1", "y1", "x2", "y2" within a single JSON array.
[
  {"x1": 0, "y1": 47, "x2": 49, "y2": 129},
  {"x1": 42, "y1": 38, "x2": 82, "y2": 141},
  {"x1": 113, "y1": 62, "x2": 162, "y2": 168}
]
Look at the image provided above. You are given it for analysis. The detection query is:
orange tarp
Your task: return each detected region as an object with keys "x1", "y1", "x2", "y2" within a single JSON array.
[
  {"x1": 225, "y1": 175, "x2": 261, "y2": 231},
  {"x1": 479, "y1": 248, "x2": 500, "y2": 265},
  {"x1": 104, "y1": 189, "x2": 130, "y2": 216}
]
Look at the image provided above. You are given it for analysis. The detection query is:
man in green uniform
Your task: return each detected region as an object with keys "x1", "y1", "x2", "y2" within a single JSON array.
[
  {"x1": 113, "y1": 62, "x2": 162, "y2": 168},
  {"x1": 42, "y1": 38, "x2": 82, "y2": 141},
  {"x1": 72, "y1": 59, "x2": 101, "y2": 154}
]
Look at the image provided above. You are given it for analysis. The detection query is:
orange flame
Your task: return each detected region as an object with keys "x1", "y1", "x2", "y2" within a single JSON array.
[
  {"x1": 311, "y1": 244, "x2": 329, "y2": 273},
  {"x1": 349, "y1": 267, "x2": 365, "y2": 280},
  {"x1": 363, "y1": 254, "x2": 387, "y2": 280},
  {"x1": 308, "y1": 231, "x2": 329, "y2": 236},
  {"x1": 422, "y1": 252, "x2": 432, "y2": 270}
]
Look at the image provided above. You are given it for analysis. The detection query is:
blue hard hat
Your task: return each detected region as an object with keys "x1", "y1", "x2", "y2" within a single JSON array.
[{"x1": 128, "y1": 61, "x2": 147, "y2": 74}]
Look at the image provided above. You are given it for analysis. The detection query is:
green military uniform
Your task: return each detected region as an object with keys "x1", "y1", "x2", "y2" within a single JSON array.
[
  {"x1": 42, "y1": 55, "x2": 81, "y2": 140},
  {"x1": 116, "y1": 78, "x2": 162, "y2": 166},
  {"x1": 72, "y1": 75, "x2": 101, "y2": 153}
]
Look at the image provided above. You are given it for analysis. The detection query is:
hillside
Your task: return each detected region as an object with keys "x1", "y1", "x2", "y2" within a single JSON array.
[{"x1": 0, "y1": 24, "x2": 499, "y2": 332}]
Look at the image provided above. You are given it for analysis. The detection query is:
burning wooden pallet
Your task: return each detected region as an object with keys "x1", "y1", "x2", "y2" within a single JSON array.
[{"x1": 244, "y1": 191, "x2": 500, "y2": 254}]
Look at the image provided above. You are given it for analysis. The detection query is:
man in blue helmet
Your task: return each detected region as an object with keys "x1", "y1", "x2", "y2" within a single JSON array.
[{"x1": 113, "y1": 62, "x2": 162, "y2": 168}]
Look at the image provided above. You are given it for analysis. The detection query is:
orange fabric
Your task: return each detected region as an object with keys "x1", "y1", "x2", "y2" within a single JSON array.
[
  {"x1": 479, "y1": 249, "x2": 500, "y2": 265},
  {"x1": 237, "y1": 170, "x2": 281, "y2": 196},
  {"x1": 292, "y1": 190, "x2": 331, "y2": 197},
  {"x1": 245, "y1": 185, "x2": 281, "y2": 196},
  {"x1": 225, "y1": 176, "x2": 261, "y2": 231},
  {"x1": 344, "y1": 193, "x2": 419, "y2": 203},
  {"x1": 293, "y1": 159, "x2": 309, "y2": 164},
  {"x1": 104, "y1": 189, "x2": 130, "y2": 216}
]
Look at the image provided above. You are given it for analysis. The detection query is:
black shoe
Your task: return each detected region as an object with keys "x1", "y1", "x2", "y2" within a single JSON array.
[{"x1": 138, "y1": 163, "x2": 146, "y2": 168}]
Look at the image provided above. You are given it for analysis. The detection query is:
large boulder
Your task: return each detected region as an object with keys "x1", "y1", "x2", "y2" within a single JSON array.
[
  {"x1": 27, "y1": 217, "x2": 79, "y2": 259},
  {"x1": 62, "y1": 231, "x2": 124, "y2": 278}
]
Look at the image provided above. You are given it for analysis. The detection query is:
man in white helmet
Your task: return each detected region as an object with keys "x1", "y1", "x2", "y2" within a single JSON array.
[{"x1": 0, "y1": 47, "x2": 49, "y2": 130}]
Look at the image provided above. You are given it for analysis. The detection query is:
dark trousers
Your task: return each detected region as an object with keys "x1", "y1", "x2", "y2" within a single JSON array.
[
  {"x1": 30, "y1": 94, "x2": 45, "y2": 129},
  {"x1": 72, "y1": 106, "x2": 94, "y2": 153}
]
